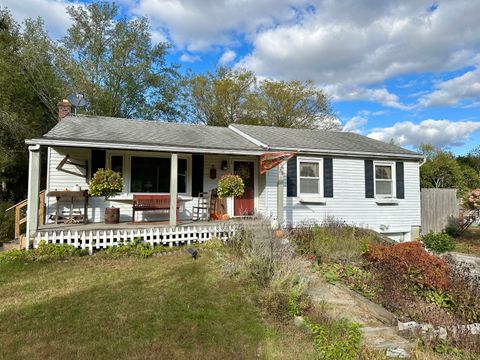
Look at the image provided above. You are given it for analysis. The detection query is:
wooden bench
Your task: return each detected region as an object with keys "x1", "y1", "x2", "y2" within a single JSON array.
[{"x1": 132, "y1": 195, "x2": 179, "y2": 222}]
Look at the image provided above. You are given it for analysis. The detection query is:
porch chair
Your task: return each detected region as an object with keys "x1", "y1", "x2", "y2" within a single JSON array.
[{"x1": 192, "y1": 192, "x2": 211, "y2": 221}]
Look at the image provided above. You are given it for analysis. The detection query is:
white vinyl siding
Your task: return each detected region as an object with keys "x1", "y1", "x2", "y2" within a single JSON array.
[{"x1": 261, "y1": 158, "x2": 421, "y2": 239}]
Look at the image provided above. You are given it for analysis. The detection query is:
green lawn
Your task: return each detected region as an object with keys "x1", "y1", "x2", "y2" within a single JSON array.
[{"x1": 0, "y1": 252, "x2": 316, "y2": 360}]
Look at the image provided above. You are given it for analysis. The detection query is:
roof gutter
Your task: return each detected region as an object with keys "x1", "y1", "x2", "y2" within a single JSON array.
[
  {"x1": 25, "y1": 138, "x2": 265, "y2": 156},
  {"x1": 266, "y1": 146, "x2": 425, "y2": 160}
]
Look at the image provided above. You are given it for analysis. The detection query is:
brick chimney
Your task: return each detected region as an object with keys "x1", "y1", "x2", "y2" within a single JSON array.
[{"x1": 57, "y1": 99, "x2": 72, "y2": 121}]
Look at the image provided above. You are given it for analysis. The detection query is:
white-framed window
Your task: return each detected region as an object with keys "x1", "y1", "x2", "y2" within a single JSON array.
[
  {"x1": 374, "y1": 162, "x2": 395, "y2": 198},
  {"x1": 130, "y1": 155, "x2": 190, "y2": 195},
  {"x1": 297, "y1": 157, "x2": 323, "y2": 196}
]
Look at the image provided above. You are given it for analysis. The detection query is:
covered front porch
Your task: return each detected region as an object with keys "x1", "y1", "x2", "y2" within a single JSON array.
[{"x1": 24, "y1": 143, "x2": 271, "y2": 249}]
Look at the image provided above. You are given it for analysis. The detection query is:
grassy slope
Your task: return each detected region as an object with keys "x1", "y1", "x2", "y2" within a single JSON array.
[
  {"x1": 455, "y1": 226, "x2": 480, "y2": 256},
  {"x1": 0, "y1": 253, "x2": 316, "y2": 360}
]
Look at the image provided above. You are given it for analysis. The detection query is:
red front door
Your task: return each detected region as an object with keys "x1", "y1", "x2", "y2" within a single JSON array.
[{"x1": 233, "y1": 161, "x2": 255, "y2": 216}]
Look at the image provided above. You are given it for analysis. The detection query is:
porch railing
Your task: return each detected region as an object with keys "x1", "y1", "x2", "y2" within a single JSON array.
[
  {"x1": 34, "y1": 223, "x2": 239, "y2": 254},
  {"x1": 5, "y1": 190, "x2": 45, "y2": 241}
]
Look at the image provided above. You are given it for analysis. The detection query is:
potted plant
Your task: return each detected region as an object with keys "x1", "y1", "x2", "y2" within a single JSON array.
[
  {"x1": 217, "y1": 174, "x2": 245, "y2": 220},
  {"x1": 88, "y1": 168, "x2": 123, "y2": 224}
]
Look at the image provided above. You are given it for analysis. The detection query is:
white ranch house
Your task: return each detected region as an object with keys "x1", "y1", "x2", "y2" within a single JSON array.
[{"x1": 24, "y1": 102, "x2": 424, "y2": 250}]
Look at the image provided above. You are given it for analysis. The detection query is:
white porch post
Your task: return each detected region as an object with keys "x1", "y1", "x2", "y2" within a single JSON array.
[
  {"x1": 277, "y1": 163, "x2": 284, "y2": 228},
  {"x1": 169, "y1": 153, "x2": 178, "y2": 226},
  {"x1": 25, "y1": 144, "x2": 41, "y2": 249}
]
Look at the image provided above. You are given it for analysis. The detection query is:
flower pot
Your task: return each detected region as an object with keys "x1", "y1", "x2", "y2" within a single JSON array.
[
  {"x1": 105, "y1": 207, "x2": 120, "y2": 224},
  {"x1": 274, "y1": 229, "x2": 285, "y2": 238}
]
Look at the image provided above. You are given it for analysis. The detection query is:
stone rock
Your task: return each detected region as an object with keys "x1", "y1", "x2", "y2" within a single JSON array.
[
  {"x1": 386, "y1": 347, "x2": 409, "y2": 358},
  {"x1": 398, "y1": 321, "x2": 418, "y2": 332},
  {"x1": 467, "y1": 323, "x2": 480, "y2": 335},
  {"x1": 435, "y1": 327, "x2": 448, "y2": 340},
  {"x1": 420, "y1": 324, "x2": 434, "y2": 333},
  {"x1": 293, "y1": 316, "x2": 305, "y2": 328}
]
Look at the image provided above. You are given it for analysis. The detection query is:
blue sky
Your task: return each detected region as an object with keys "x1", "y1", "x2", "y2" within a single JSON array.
[{"x1": 3, "y1": 0, "x2": 480, "y2": 155}]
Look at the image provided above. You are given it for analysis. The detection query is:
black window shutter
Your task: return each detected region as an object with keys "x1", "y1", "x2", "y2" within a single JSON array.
[
  {"x1": 191, "y1": 154, "x2": 204, "y2": 197},
  {"x1": 396, "y1": 161, "x2": 405, "y2": 199},
  {"x1": 323, "y1": 157, "x2": 333, "y2": 198},
  {"x1": 91, "y1": 149, "x2": 106, "y2": 178},
  {"x1": 286, "y1": 156, "x2": 297, "y2": 197},
  {"x1": 365, "y1": 160, "x2": 374, "y2": 198}
]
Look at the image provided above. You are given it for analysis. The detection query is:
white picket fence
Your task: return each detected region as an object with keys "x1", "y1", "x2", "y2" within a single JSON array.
[{"x1": 33, "y1": 223, "x2": 240, "y2": 254}]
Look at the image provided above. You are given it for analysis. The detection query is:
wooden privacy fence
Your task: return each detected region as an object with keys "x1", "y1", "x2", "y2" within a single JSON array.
[{"x1": 421, "y1": 188, "x2": 459, "y2": 235}]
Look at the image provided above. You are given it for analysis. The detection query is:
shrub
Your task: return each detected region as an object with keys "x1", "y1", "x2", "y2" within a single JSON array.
[
  {"x1": 0, "y1": 241, "x2": 87, "y2": 264},
  {"x1": 445, "y1": 259, "x2": 480, "y2": 323},
  {"x1": 88, "y1": 168, "x2": 123, "y2": 199},
  {"x1": 422, "y1": 232, "x2": 456, "y2": 253},
  {"x1": 217, "y1": 174, "x2": 244, "y2": 199},
  {"x1": 318, "y1": 263, "x2": 380, "y2": 300},
  {"x1": 365, "y1": 242, "x2": 451, "y2": 292},
  {"x1": 304, "y1": 315, "x2": 362, "y2": 360},
  {"x1": 221, "y1": 221, "x2": 311, "y2": 321},
  {"x1": 289, "y1": 218, "x2": 378, "y2": 264},
  {"x1": 95, "y1": 237, "x2": 177, "y2": 258},
  {"x1": 464, "y1": 188, "x2": 480, "y2": 210}
]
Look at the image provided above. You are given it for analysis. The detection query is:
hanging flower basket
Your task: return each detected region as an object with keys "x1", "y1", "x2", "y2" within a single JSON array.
[
  {"x1": 217, "y1": 174, "x2": 245, "y2": 199},
  {"x1": 88, "y1": 168, "x2": 124, "y2": 200}
]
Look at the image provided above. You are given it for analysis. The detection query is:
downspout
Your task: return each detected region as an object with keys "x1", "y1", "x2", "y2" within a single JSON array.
[{"x1": 419, "y1": 157, "x2": 427, "y2": 167}]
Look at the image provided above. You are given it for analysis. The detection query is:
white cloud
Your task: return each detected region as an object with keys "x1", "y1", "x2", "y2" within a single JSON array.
[
  {"x1": 2, "y1": 0, "x2": 73, "y2": 39},
  {"x1": 367, "y1": 119, "x2": 480, "y2": 147},
  {"x1": 219, "y1": 49, "x2": 236, "y2": 65},
  {"x1": 358, "y1": 110, "x2": 388, "y2": 117},
  {"x1": 132, "y1": 0, "x2": 309, "y2": 51},
  {"x1": 342, "y1": 115, "x2": 367, "y2": 133},
  {"x1": 326, "y1": 85, "x2": 409, "y2": 109},
  {"x1": 418, "y1": 67, "x2": 480, "y2": 107},
  {"x1": 237, "y1": 0, "x2": 480, "y2": 104},
  {"x1": 180, "y1": 53, "x2": 200, "y2": 63}
]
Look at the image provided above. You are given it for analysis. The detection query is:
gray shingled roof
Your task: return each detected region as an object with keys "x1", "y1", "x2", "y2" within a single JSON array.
[
  {"x1": 41, "y1": 115, "x2": 261, "y2": 152},
  {"x1": 34, "y1": 114, "x2": 422, "y2": 158},
  {"x1": 231, "y1": 124, "x2": 421, "y2": 157}
]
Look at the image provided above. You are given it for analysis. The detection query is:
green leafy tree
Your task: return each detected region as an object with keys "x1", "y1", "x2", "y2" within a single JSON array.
[
  {"x1": 186, "y1": 66, "x2": 336, "y2": 129},
  {"x1": 187, "y1": 67, "x2": 256, "y2": 126},
  {"x1": 419, "y1": 144, "x2": 464, "y2": 189},
  {"x1": 457, "y1": 146, "x2": 480, "y2": 174},
  {"x1": 0, "y1": 9, "x2": 63, "y2": 201},
  {"x1": 248, "y1": 79, "x2": 336, "y2": 129},
  {"x1": 58, "y1": 2, "x2": 182, "y2": 120}
]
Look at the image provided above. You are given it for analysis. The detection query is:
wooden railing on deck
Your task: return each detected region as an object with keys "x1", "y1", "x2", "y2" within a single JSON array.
[{"x1": 5, "y1": 190, "x2": 45, "y2": 240}]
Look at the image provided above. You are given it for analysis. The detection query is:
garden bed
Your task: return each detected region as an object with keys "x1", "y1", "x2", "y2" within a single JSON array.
[{"x1": 289, "y1": 219, "x2": 480, "y2": 358}]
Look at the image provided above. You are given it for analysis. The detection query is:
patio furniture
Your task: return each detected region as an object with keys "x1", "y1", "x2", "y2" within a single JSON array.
[
  {"x1": 132, "y1": 195, "x2": 179, "y2": 222},
  {"x1": 192, "y1": 192, "x2": 211, "y2": 221},
  {"x1": 47, "y1": 190, "x2": 88, "y2": 224}
]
